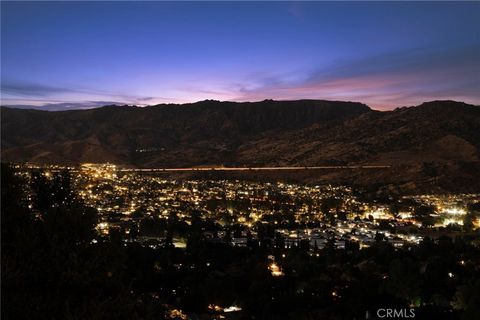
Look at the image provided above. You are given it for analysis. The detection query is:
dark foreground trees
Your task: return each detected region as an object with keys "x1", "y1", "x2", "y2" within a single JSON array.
[{"x1": 1, "y1": 164, "x2": 165, "y2": 320}]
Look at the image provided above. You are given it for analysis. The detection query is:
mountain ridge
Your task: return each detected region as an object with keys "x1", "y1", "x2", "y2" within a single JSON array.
[{"x1": 2, "y1": 99, "x2": 479, "y2": 193}]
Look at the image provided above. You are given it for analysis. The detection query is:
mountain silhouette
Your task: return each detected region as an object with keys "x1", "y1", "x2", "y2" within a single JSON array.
[{"x1": 2, "y1": 99, "x2": 479, "y2": 193}]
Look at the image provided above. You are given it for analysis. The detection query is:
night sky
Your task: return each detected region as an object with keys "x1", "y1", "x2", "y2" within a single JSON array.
[{"x1": 1, "y1": 1, "x2": 479, "y2": 110}]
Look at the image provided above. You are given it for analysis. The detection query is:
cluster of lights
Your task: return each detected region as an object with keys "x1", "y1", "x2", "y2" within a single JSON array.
[
  {"x1": 208, "y1": 304, "x2": 243, "y2": 313},
  {"x1": 268, "y1": 262, "x2": 284, "y2": 277},
  {"x1": 14, "y1": 163, "x2": 480, "y2": 251}
]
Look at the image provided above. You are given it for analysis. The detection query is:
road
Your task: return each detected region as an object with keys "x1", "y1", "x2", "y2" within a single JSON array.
[{"x1": 119, "y1": 165, "x2": 391, "y2": 172}]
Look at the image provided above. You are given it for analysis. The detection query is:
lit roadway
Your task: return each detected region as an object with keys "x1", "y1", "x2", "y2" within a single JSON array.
[{"x1": 118, "y1": 165, "x2": 391, "y2": 172}]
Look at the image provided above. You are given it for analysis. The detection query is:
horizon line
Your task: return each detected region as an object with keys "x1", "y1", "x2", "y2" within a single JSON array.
[{"x1": 1, "y1": 98, "x2": 478, "y2": 112}]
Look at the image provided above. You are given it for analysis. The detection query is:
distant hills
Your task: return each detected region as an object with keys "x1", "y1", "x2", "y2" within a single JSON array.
[{"x1": 2, "y1": 99, "x2": 480, "y2": 193}]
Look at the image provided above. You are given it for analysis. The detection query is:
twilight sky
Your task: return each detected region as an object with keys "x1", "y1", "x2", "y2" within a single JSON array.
[{"x1": 1, "y1": 1, "x2": 479, "y2": 110}]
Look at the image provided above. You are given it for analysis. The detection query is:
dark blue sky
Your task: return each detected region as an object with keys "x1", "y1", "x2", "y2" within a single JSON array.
[{"x1": 1, "y1": 1, "x2": 479, "y2": 110}]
